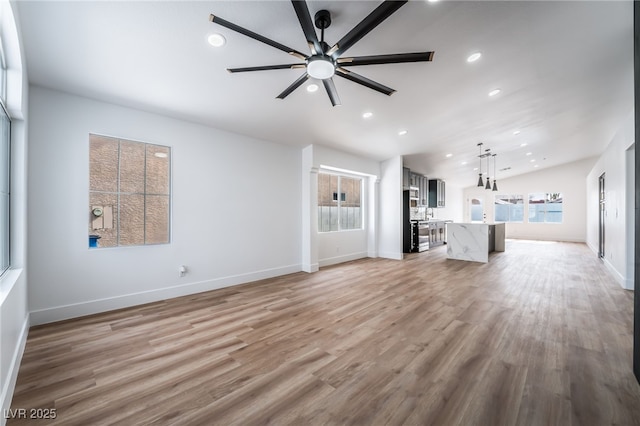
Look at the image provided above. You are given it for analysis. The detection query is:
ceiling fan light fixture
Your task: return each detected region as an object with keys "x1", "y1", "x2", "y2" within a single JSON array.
[
  {"x1": 488, "y1": 88, "x2": 501, "y2": 97},
  {"x1": 307, "y1": 56, "x2": 335, "y2": 80}
]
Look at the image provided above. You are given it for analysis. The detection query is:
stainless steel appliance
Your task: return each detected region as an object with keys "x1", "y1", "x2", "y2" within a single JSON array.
[{"x1": 412, "y1": 220, "x2": 430, "y2": 252}]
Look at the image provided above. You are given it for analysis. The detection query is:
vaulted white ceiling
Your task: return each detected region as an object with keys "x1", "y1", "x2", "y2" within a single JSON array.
[{"x1": 16, "y1": 1, "x2": 633, "y2": 186}]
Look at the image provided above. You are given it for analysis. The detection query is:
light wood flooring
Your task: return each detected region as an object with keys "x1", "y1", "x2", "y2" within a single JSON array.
[{"x1": 8, "y1": 240, "x2": 640, "y2": 425}]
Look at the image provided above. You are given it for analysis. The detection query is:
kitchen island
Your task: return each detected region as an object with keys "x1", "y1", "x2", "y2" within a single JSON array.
[{"x1": 446, "y1": 222, "x2": 505, "y2": 263}]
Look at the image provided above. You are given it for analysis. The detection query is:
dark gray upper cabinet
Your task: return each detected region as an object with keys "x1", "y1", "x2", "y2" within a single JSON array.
[
  {"x1": 428, "y1": 179, "x2": 446, "y2": 208},
  {"x1": 403, "y1": 167, "x2": 410, "y2": 189},
  {"x1": 404, "y1": 167, "x2": 429, "y2": 206}
]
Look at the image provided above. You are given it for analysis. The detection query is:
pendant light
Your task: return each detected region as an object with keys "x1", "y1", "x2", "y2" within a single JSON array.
[
  {"x1": 492, "y1": 154, "x2": 498, "y2": 191},
  {"x1": 476, "y1": 143, "x2": 484, "y2": 187},
  {"x1": 485, "y1": 152, "x2": 492, "y2": 189}
]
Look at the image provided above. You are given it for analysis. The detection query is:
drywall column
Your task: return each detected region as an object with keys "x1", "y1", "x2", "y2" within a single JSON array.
[
  {"x1": 633, "y1": 0, "x2": 640, "y2": 384},
  {"x1": 367, "y1": 177, "x2": 380, "y2": 258},
  {"x1": 301, "y1": 146, "x2": 319, "y2": 272}
]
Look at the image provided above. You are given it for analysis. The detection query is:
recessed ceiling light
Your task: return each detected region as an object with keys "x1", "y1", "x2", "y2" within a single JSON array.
[
  {"x1": 513, "y1": 130, "x2": 521, "y2": 135},
  {"x1": 530, "y1": 159, "x2": 536, "y2": 163},
  {"x1": 534, "y1": 164, "x2": 539, "y2": 168},
  {"x1": 207, "y1": 33, "x2": 226, "y2": 47},
  {"x1": 488, "y1": 88, "x2": 501, "y2": 97},
  {"x1": 398, "y1": 130, "x2": 408, "y2": 136},
  {"x1": 445, "y1": 153, "x2": 453, "y2": 158},
  {"x1": 526, "y1": 152, "x2": 532, "y2": 156},
  {"x1": 467, "y1": 52, "x2": 482, "y2": 63},
  {"x1": 427, "y1": 0, "x2": 440, "y2": 3},
  {"x1": 154, "y1": 152, "x2": 168, "y2": 158},
  {"x1": 461, "y1": 161, "x2": 468, "y2": 165},
  {"x1": 520, "y1": 143, "x2": 528, "y2": 147},
  {"x1": 473, "y1": 167, "x2": 478, "y2": 171},
  {"x1": 362, "y1": 112, "x2": 373, "y2": 119},
  {"x1": 307, "y1": 84, "x2": 319, "y2": 93}
]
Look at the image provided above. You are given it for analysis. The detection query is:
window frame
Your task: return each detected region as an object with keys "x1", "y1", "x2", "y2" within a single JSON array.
[
  {"x1": 0, "y1": 100, "x2": 10, "y2": 276},
  {"x1": 89, "y1": 134, "x2": 172, "y2": 248},
  {"x1": 528, "y1": 192, "x2": 563, "y2": 224},
  {"x1": 494, "y1": 194, "x2": 524, "y2": 223},
  {"x1": 317, "y1": 171, "x2": 364, "y2": 233}
]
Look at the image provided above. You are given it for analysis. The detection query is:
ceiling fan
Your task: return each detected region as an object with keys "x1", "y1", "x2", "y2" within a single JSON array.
[{"x1": 209, "y1": 0, "x2": 434, "y2": 106}]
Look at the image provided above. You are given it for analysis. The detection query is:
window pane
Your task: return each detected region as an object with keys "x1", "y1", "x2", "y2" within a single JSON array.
[
  {"x1": 528, "y1": 193, "x2": 545, "y2": 223},
  {"x1": 0, "y1": 194, "x2": 8, "y2": 270},
  {"x1": 146, "y1": 144, "x2": 170, "y2": 195},
  {"x1": 89, "y1": 192, "x2": 118, "y2": 248},
  {"x1": 120, "y1": 140, "x2": 145, "y2": 193},
  {"x1": 470, "y1": 198, "x2": 483, "y2": 222},
  {"x1": 495, "y1": 195, "x2": 524, "y2": 223},
  {"x1": 119, "y1": 194, "x2": 145, "y2": 246},
  {"x1": 0, "y1": 110, "x2": 9, "y2": 193},
  {"x1": 318, "y1": 173, "x2": 338, "y2": 232},
  {"x1": 0, "y1": 108, "x2": 9, "y2": 272},
  {"x1": 145, "y1": 195, "x2": 170, "y2": 244},
  {"x1": 89, "y1": 135, "x2": 119, "y2": 192},
  {"x1": 511, "y1": 200, "x2": 524, "y2": 222},
  {"x1": 547, "y1": 193, "x2": 563, "y2": 223},
  {"x1": 340, "y1": 177, "x2": 361, "y2": 230}
]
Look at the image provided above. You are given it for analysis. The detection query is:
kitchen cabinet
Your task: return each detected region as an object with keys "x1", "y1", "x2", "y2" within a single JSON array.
[
  {"x1": 428, "y1": 220, "x2": 446, "y2": 248},
  {"x1": 428, "y1": 179, "x2": 446, "y2": 208},
  {"x1": 403, "y1": 167, "x2": 429, "y2": 206},
  {"x1": 419, "y1": 175, "x2": 428, "y2": 206}
]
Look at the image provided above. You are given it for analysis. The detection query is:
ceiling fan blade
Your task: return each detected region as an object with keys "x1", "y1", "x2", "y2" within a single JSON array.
[
  {"x1": 335, "y1": 68, "x2": 395, "y2": 96},
  {"x1": 228, "y1": 63, "x2": 306, "y2": 73},
  {"x1": 328, "y1": 0, "x2": 408, "y2": 58},
  {"x1": 291, "y1": 1, "x2": 322, "y2": 55},
  {"x1": 276, "y1": 73, "x2": 310, "y2": 99},
  {"x1": 322, "y1": 78, "x2": 342, "y2": 107},
  {"x1": 210, "y1": 14, "x2": 307, "y2": 60},
  {"x1": 337, "y1": 52, "x2": 435, "y2": 66}
]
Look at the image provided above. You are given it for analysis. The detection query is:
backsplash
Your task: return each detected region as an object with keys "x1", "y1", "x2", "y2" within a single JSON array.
[{"x1": 410, "y1": 207, "x2": 426, "y2": 221}]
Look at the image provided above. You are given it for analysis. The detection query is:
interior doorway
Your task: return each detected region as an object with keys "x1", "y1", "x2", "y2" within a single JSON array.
[{"x1": 599, "y1": 173, "x2": 605, "y2": 259}]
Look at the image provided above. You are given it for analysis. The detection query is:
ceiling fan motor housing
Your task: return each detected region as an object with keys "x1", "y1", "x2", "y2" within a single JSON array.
[{"x1": 314, "y1": 10, "x2": 331, "y2": 30}]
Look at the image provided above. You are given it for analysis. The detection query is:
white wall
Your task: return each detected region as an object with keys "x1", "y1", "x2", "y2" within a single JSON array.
[
  {"x1": 0, "y1": 0, "x2": 29, "y2": 421},
  {"x1": 432, "y1": 183, "x2": 464, "y2": 223},
  {"x1": 463, "y1": 157, "x2": 596, "y2": 243},
  {"x1": 27, "y1": 86, "x2": 302, "y2": 324},
  {"x1": 378, "y1": 156, "x2": 403, "y2": 260},
  {"x1": 586, "y1": 111, "x2": 634, "y2": 289}
]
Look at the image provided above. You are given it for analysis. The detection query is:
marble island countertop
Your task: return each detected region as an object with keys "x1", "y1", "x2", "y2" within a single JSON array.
[{"x1": 446, "y1": 222, "x2": 505, "y2": 263}]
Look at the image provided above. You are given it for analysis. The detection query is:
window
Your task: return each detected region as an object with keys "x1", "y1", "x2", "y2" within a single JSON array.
[
  {"x1": 318, "y1": 173, "x2": 362, "y2": 232},
  {"x1": 0, "y1": 104, "x2": 8, "y2": 273},
  {"x1": 495, "y1": 195, "x2": 524, "y2": 222},
  {"x1": 528, "y1": 192, "x2": 563, "y2": 223},
  {"x1": 0, "y1": 38, "x2": 9, "y2": 274},
  {"x1": 89, "y1": 134, "x2": 171, "y2": 248},
  {"x1": 470, "y1": 198, "x2": 483, "y2": 222}
]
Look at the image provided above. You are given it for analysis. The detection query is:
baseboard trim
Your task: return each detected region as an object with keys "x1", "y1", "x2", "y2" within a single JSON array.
[
  {"x1": 319, "y1": 252, "x2": 367, "y2": 268},
  {"x1": 30, "y1": 264, "x2": 302, "y2": 325},
  {"x1": 508, "y1": 235, "x2": 586, "y2": 243},
  {"x1": 378, "y1": 251, "x2": 403, "y2": 261},
  {"x1": 1, "y1": 313, "x2": 29, "y2": 426},
  {"x1": 302, "y1": 263, "x2": 319, "y2": 273},
  {"x1": 603, "y1": 258, "x2": 628, "y2": 290}
]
